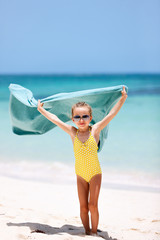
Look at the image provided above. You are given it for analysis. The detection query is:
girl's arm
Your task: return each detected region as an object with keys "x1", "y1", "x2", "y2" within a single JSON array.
[
  {"x1": 37, "y1": 100, "x2": 73, "y2": 135},
  {"x1": 93, "y1": 86, "x2": 128, "y2": 134}
]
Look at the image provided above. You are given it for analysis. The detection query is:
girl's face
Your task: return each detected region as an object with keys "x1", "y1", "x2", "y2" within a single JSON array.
[{"x1": 72, "y1": 107, "x2": 92, "y2": 130}]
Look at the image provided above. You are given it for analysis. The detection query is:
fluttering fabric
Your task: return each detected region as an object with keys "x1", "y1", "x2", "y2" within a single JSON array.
[{"x1": 9, "y1": 84, "x2": 128, "y2": 152}]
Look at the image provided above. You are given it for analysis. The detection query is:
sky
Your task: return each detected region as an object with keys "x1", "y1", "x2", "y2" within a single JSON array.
[{"x1": 0, "y1": 0, "x2": 160, "y2": 74}]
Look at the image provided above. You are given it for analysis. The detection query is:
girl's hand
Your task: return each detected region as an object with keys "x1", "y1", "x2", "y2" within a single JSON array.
[
  {"x1": 121, "y1": 86, "x2": 128, "y2": 99},
  {"x1": 37, "y1": 100, "x2": 44, "y2": 111}
]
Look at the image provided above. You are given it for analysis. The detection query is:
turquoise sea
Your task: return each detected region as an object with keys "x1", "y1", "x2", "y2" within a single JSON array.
[{"x1": 0, "y1": 74, "x2": 160, "y2": 191}]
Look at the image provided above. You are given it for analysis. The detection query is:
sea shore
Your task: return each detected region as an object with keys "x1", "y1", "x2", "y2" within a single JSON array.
[{"x1": 0, "y1": 175, "x2": 160, "y2": 240}]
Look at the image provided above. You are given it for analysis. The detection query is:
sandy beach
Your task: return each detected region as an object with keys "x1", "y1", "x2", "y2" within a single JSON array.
[
  {"x1": 0, "y1": 176, "x2": 160, "y2": 240},
  {"x1": 1, "y1": 0, "x2": 160, "y2": 238}
]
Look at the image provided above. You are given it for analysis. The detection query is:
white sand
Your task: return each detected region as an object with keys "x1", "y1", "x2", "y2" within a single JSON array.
[{"x1": 0, "y1": 176, "x2": 160, "y2": 240}]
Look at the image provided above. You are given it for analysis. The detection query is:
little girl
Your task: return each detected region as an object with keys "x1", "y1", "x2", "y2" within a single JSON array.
[{"x1": 37, "y1": 86, "x2": 127, "y2": 236}]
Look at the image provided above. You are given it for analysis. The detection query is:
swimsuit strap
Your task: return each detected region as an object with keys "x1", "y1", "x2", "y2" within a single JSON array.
[{"x1": 76, "y1": 129, "x2": 79, "y2": 136}]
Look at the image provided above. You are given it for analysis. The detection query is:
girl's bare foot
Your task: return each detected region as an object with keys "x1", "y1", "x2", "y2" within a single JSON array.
[
  {"x1": 91, "y1": 232, "x2": 98, "y2": 237},
  {"x1": 85, "y1": 229, "x2": 91, "y2": 235}
]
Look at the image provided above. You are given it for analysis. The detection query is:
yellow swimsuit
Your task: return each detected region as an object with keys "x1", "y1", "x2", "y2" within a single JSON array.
[{"x1": 74, "y1": 127, "x2": 102, "y2": 183}]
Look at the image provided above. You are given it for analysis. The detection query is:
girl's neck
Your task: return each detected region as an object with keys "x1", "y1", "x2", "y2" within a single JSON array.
[{"x1": 78, "y1": 126, "x2": 91, "y2": 133}]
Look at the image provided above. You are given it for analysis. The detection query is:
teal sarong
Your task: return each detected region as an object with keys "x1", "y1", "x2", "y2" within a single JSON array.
[{"x1": 9, "y1": 84, "x2": 128, "y2": 152}]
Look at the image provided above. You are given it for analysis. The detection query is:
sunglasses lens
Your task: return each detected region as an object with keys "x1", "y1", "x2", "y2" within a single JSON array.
[
  {"x1": 82, "y1": 115, "x2": 90, "y2": 120},
  {"x1": 73, "y1": 115, "x2": 80, "y2": 121}
]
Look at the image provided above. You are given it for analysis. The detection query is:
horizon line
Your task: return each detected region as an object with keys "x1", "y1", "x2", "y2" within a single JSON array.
[{"x1": 0, "y1": 72, "x2": 160, "y2": 76}]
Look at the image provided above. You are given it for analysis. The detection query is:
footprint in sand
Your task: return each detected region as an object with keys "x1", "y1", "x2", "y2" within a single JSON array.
[
  {"x1": 6, "y1": 215, "x2": 15, "y2": 219},
  {"x1": 129, "y1": 228, "x2": 150, "y2": 234},
  {"x1": 18, "y1": 234, "x2": 28, "y2": 239},
  {"x1": 20, "y1": 208, "x2": 33, "y2": 211},
  {"x1": 152, "y1": 219, "x2": 160, "y2": 223},
  {"x1": 130, "y1": 228, "x2": 140, "y2": 231},
  {"x1": 135, "y1": 218, "x2": 145, "y2": 221}
]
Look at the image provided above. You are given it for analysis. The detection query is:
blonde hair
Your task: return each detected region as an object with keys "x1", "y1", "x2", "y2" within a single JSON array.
[{"x1": 71, "y1": 102, "x2": 92, "y2": 117}]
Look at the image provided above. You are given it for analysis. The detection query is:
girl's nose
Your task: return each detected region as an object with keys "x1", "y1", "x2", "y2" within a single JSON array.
[{"x1": 79, "y1": 118, "x2": 84, "y2": 122}]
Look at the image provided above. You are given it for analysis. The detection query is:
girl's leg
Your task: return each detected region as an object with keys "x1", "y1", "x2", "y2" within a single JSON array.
[
  {"x1": 76, "y1": 175, "x2": 90, "y2": 234},
  {"x1": 89, "y1": 174, "x2": 102, "y2": 234}
]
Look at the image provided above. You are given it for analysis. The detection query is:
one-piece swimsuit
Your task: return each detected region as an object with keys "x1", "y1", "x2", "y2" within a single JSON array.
[{"x1": 73, "y1": 126, "x2": 102, "y2": 182}]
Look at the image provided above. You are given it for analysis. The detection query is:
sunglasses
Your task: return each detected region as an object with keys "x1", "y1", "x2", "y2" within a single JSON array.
[{"x1": 73, "y1": 114, "x2": 90, "y2": 122}]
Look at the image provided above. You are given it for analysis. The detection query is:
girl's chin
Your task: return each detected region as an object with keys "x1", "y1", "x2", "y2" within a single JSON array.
[
  {"x1": 79, "y1": 124, "x2": 86, "y2": 127},
  {"x1": 78, "y1": 125, "x2": 89, "y2": 130}
]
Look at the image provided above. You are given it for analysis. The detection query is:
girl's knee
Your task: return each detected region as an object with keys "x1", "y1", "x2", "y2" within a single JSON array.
[
  {"x1": 80, "y1": 205, "x2": 89, "y2": 214},
  {"x1": 88, "y1": 202, "x2": 98, "y2": 213}
]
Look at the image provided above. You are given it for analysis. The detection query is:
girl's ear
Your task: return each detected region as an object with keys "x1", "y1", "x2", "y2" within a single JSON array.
[{"x1": 90, "y1": 115, "x2": 92, "y2": 121}]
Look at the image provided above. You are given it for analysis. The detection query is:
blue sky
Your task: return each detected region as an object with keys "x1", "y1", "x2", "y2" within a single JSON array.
[{"x1": 0, "y1": 0, "x2": 160, "y2": 74}]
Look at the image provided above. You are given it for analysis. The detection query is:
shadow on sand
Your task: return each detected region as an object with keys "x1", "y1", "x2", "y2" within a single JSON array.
[{"x1": 7, "y1": 222, "x2": 118, "y2": 239}]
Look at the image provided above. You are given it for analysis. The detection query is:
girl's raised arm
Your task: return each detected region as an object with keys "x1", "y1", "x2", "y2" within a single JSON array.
[
  {"x1": 37, "y1": 100, "x2": 73, "y2": 135},
  {"x1": 93, "y1": 86, "x2": 128, "y2": 134}
]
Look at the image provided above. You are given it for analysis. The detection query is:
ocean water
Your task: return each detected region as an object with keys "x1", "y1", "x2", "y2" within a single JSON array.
[{"x1": 0, "y1": 74, "x2": 160, "y2": 191}]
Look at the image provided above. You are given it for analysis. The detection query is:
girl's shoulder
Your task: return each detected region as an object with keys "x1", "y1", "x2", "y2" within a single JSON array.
[{"x1": 70, "y1": 126, "x2": 78, "y2": 137}]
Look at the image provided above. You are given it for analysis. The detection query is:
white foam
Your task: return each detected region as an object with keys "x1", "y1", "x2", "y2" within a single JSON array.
[
  {"x1": 0, "y1": 159, "x2": 75, "y2": 184},
  {"x1": 0, "y1": 159, "x2": 160, "y2": 192}
]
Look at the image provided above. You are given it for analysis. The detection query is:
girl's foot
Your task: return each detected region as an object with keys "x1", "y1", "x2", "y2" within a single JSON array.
[
  {"x1": 91, "y1": 232, "x2": 98, "y2": 237},
  {"x1": 85, "y1": 229, "x2": 91, "y2": 235}
]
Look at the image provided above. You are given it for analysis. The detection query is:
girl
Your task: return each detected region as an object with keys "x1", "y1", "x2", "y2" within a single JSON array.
[{"x1": 37, "y1": 86, "x2": 127, "y2": 236}]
